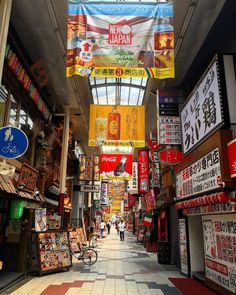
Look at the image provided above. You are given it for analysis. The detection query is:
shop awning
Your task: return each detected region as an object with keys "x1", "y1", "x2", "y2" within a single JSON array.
[{"x1": 175, "y1": 192, "x2": 230, "y2": 210}]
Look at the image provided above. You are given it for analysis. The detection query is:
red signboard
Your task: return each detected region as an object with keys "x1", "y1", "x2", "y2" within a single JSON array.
[
  {"x1": 145, "y1": 189, "x2": 155, "y2": 212},
  {"x1": 158, "y1": 148, "x2": 183, "y2": 165},
  {"x1": 227, "y1": 138, "x2": 236, "y2": 178},
  {"x1": 100, "y1": 154, "x2": 132, "y2": 180},
  {"x1": 138, "y1": 150, "x2": 149, "y2": 193}
]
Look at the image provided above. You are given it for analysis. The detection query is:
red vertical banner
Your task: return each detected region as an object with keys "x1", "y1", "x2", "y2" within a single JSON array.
[
  {"x1": 138, "y1": 150, "x2": 149, "y2": 193},
  {"x1": 58, "y1": 193, "x2": 65, "y2": 216}
]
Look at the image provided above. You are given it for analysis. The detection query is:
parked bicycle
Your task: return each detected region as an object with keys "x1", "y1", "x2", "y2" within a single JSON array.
[
  {"x1": 69, "y1": 242, "x2": 98, "y2": 266},
  {"x1": 89, "y1": 232, "x2": 100, "y2": 248}
]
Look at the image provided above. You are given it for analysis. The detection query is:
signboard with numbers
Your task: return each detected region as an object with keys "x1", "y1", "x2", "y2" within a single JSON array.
[
  {"x1": 176, "y1": 148, "x2": 222, "y2": 199},
  {"x1": 181, "y1": 57, "x2": 225, "y2": 154},
  {"x1": 202, "y1": 214, "x2": 236, "y2": 293}
]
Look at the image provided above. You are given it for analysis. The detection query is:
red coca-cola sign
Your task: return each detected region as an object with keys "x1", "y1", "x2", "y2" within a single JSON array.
[
  {"x1": 100, "y1": 154, "x2": 132, "y2": 180},
  {"x1": 138, "y1": 150, "x2": 149, "y2": 193},
  {"x1": 158, "y1": 148, "x2": 183, "y2": 165},
  {"x1": 227, "y1": 138, "x2": 236, "y2": 178}
]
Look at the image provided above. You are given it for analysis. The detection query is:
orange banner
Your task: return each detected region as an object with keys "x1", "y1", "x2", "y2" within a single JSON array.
[{"x1": 89, "y1": 105, "x2": 145, "y2": 147}]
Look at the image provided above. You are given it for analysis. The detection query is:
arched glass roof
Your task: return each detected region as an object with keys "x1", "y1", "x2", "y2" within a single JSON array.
[{"x1": 89, "y1": 77, "x2": 148, "y2": 105}]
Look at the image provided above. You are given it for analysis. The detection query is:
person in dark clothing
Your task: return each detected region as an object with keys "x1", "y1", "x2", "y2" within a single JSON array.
[{"x1": 107, "y1": 220, "x2": 111, "y2": 234}]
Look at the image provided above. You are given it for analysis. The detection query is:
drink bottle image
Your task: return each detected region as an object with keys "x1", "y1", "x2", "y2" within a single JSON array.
[
  {"x1": 107, "y1": 105, "x2": 121, "y2": 140},
  {"x1": 114, "y1": 156, "x2": 127, "y2": 176}
]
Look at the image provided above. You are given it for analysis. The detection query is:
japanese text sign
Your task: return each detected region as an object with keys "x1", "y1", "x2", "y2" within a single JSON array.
[
  {"x1": 176, "y1": 148, "x2": 222, "y2": 199},
  {"x1": 227, "y1": 138, "x2": 236, "y2": 178},
  {"x1": 138, "y1": 150, "x2": 149, "y2": 193},
  {"x1": 202, "y1": 214, "x2": 236, "y2": 293},
  {"x1": 66, "y1": 1, "x2": 174, "y2": 79},
  {"x1": 18, "y1": 162, "x2": 38, "y2": 193},
  {"x1": 181, "y1": 58, "x2": 224, "y2": 154}
]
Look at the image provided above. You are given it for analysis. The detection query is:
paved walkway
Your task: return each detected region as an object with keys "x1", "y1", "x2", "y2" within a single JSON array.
[{"x1": 9, "y1": 227, "x2": 184, "y2": 295}]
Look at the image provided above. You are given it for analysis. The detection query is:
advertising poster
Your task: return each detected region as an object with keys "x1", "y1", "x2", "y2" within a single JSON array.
[
  {"x1": 66, "y1": 1, "x2": 174, "y2": 79},
  {"x1": 138, "y1": 150, "x2": 149, "y2": 193},
  {"x1": 89, "y1": 105, "x2": 145, "y2": 147},
  {"x1": 202, "y1": 214, "x2": 236, "y2": 293},
  {"x1": 35, "y1": 208, "x2": 47, "y2": 232},
  {"x1": 181, "y1": 58, "x2": 224, "y2": 154},
  {"x1": 100, "y1": 154, "x2": 132, "y2": 180},
  {"x1": 79, "y1": 154, "x2": 100, "y2": 180},
  {"x1": 179, "y1": 219, "x2": 188, "y2": 275}
]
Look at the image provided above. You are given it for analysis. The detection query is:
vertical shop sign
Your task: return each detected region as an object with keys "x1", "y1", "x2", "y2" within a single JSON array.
[
  {"x1": 101, "y1": 182, "x2": 108, "y2": 206},
  {"x1": 145, "y1": 189, "x2": 155, "y2": 212},
  {"x1": 179, "y1": 219, "x2": 188, "y2": 275},
  {"x1": 157, "y1": 89, "x2": 182, "y2": 145},
  {"x1": 79, "y1": 154, "x2": 100, "y2": 180},
  {"x1": 138, "y1": 150, "x2": 149, "y2": 193},
  {"x1": 128, "y1": 162, "x2": 138, "y2": 194},
  {"x1": 181, "y1": 58, "x2": 224, "y2": 154},
  {"x1": 227, "y1": 138, "x2": 236, "y2": 178},
  {"x1": 202, "y1": 214, "x2": 236, "y2": 293},
  {"x1": 85, "y1": 155, "x2": 93, "y2": 180}
]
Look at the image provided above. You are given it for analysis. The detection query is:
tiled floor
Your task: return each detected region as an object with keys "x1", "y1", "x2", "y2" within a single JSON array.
[{"x1": 9, "y1": 228, "x2": 185, "y2": 295}]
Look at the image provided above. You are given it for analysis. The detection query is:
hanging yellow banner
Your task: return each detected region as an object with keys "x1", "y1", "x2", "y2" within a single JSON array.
[
  {"x1": 89, "y1": 105, "x2": 145, "y2": 147},
  {"x1": 66, "y1": 1, "x2": 174, "y2": 79}
]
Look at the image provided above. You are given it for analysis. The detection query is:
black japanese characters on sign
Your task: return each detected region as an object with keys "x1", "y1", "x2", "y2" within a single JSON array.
[
  {"x1": 18, "y1": 162, "x2": 38, "y2": 192},
  {"x1": 176, "y1": 148, "x2": 222, "y2": 199},
  {"x1": 80, "y1": 184, "x2": 100, "y2": 193},
  {"x1": 181, "y1": 58, "x2": 224, "y2": 154}
]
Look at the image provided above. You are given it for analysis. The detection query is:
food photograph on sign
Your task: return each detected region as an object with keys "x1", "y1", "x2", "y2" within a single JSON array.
[{"x1": 66, "y1": 1, "x2": 174, "y2": 79}]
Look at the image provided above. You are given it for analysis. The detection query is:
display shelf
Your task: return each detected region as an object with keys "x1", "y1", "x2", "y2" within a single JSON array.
[{"x1": 34, "y1": 230, "x2": 72, "y2": 275}]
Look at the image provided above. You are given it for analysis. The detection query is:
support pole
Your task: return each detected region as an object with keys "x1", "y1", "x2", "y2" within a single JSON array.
[
  {"x1": 0, "y1": 0, "x2": 12, "y2": 84},
  {"x1": 59, "y1": 106, "x2": 70, "y2": 226}
]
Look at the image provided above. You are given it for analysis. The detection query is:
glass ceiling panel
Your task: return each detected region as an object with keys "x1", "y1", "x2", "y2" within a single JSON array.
[{"x1": 89, "y1": 77, "x2": 147, "y2": 105}]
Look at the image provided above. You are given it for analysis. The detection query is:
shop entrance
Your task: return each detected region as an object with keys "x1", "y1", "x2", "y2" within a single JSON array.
[
  {"x1": 188, "y1": 215, "x2": 205, "y2": 282},
  {"x1": 0, "y1": 201, "x2": 30, "y2": 291}
]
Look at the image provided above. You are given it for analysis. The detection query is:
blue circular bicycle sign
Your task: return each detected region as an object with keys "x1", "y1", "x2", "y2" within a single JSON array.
[{"x1": 0, "y1": 126, "x2": 29, "y2": 159}]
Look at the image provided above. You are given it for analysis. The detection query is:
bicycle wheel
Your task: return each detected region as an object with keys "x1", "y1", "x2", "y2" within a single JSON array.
[{"x1": 82, "y1": 248, "x2": 98, "y2": 266}]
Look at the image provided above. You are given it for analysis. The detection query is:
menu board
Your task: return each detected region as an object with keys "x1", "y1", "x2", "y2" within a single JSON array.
[
  {"x1": 202, "y1": 214, "x2": 236, "y2": 293},
  {"x1": 37, "y1": 231, "x2": 71, "y2": 273}
]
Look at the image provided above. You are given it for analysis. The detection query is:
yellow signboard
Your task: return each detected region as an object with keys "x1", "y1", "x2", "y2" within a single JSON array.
[{"x1": 89, "y1": 105, "x2": 145, "y2": 147}]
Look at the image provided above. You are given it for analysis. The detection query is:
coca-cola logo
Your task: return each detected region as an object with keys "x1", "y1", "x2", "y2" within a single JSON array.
[{"x1": 102, "y1": 156, "x2": 117, "y2": 162}]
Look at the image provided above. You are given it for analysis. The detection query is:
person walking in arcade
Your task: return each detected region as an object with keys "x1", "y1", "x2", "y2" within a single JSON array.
[{"x1": 118, "y1": 219, "x2": 126, "y2": 241}]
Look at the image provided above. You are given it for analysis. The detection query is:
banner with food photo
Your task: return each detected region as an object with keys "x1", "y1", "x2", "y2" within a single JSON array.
[
  {"x1": 89, "y1": 105, "x2": 145, "y2": 147},
  {"x1": 100, "y1": 154, "x2": 132, "y2": 180},
  {"x1": 66, "y1": 1, "x2": 174, "y2": 79}
]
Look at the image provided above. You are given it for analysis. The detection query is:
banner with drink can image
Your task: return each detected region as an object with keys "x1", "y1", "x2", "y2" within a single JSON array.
[{"x1": 89, "y1": 105, "x2": 145, "y2": 147}]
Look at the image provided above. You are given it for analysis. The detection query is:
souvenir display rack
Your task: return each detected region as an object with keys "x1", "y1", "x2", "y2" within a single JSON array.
[{"x1": 33, "y1": 231, "x2": 72, "y2": 275}]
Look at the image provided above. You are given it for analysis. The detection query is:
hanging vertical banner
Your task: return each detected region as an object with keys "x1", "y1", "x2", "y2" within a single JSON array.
[
  {"x1": 145, "y1": 189, "x2": 155, "y2": 212},
  {"x1": 128, "y1": 162, "x2": 138, "y2": 194},
  {"x1": 138, "y1": 150, "x2": 149, "y2": 193},
  {"x1": 66, "y1": 1, "x2": 174, "y2": 79}
]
